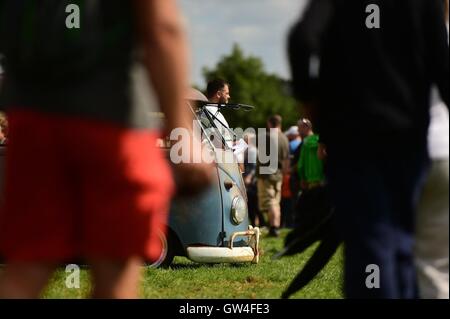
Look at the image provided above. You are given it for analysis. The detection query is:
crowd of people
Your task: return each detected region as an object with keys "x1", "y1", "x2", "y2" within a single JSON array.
[{"x1": 240, "y1": 115, "x2": 326, "y2": 239}]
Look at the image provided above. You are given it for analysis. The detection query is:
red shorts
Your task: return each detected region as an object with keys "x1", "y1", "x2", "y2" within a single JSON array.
[{"x1": 0, "y1": 110, "x2": 174, "y2": 262}]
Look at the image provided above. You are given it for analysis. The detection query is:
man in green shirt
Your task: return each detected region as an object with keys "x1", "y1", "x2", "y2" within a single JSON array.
[
  {"x1": 298, "y1": 133, "x2": 325, "y2": 189},
  {"x1": 295, "y1": 120, "x2": 328, "y2": 231}
]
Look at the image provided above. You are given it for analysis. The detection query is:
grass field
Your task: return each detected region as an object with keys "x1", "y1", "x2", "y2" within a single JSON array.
[{"x1": 40, "y1": 229, "x2": 343, "y2": 299}]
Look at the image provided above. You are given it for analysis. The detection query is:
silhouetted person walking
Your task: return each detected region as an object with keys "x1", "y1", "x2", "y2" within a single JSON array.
[{"x1": 288, "y1": 0, "x2": 448, "y2": 298}]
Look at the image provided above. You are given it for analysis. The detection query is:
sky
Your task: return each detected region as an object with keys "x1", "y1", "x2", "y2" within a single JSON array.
[{"x1": 178, "y1": 0, "x2": 309, "y2": 87}]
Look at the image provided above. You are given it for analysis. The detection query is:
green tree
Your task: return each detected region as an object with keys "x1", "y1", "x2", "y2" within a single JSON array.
[{"x1": 202, "y1": 44, "x2": 299, "y2": 130}]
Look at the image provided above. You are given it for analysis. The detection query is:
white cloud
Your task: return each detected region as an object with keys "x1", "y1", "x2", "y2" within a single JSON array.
[
  {"x1": 179, "y1": 0, "x2": 308, "y2": 87},
  {"x1": 230, "y1": 25, "x2": 264, "y2": 42}
]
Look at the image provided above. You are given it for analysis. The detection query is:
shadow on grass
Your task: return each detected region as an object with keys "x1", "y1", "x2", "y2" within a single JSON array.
[
  {"x1": 168, "y1": 262, "x2": 253, "y2": 270},
  {"x1": 167, "y1": 263, "x2": 204, "y2": 270}
]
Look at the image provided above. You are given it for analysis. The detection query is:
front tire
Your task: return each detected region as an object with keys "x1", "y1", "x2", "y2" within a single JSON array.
[{"x1": 146, "y1": 230, "x2": 175, "y2": 268}]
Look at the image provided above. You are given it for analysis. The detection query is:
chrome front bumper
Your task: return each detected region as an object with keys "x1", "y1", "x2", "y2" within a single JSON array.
[{"x1": 186, "y1": 226, "x2": 260, "y2": 264}]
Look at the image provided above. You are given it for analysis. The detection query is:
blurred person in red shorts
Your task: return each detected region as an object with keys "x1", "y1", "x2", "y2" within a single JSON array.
[{"x1": 0, "y1": 0, "x2": 213, "y2": 298}]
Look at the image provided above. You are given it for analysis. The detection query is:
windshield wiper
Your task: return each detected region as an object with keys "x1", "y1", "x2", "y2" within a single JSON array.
[
  {"x1": 197, "y1": 102, "x2": 255, "y2": 147},
  {"x1": 200, "y1": 102, "x2": 254, "y2": 111},
  {"x1": 202, "y1": 107, "x2": 236, "y2": 147}
]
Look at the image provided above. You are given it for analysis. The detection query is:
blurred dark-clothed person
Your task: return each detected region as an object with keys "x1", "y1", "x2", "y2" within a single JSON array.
[{"x1": 288, "y1": 0, "x2": 448, "y2": 298}]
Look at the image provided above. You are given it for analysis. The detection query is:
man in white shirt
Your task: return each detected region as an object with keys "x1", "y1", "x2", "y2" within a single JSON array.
[{"x1": 205, "y1": 79, "x2": 232, "y2": 147}]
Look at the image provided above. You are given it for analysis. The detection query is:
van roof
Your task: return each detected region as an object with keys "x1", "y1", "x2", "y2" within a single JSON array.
[{"x1": 186, "y1": 88, "x2": 208, "y2": 102}]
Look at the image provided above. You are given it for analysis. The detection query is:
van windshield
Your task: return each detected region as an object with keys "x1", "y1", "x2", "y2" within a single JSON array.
[{"x1": 195, "y1": 104, "x2": 234, "y2": 151}]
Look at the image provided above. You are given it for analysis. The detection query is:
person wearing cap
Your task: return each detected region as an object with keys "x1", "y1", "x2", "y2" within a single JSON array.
[
  {"x1": 289, "y1": 118, "x2": 314, "y2": 197},
  {"x1": 285, "y1": 126, "x2": 301, "y2": 154}
]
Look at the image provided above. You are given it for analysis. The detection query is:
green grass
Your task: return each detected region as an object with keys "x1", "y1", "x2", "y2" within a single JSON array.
[{"x1": 39, "y1": 229, "x2": 343, "y2": 299}]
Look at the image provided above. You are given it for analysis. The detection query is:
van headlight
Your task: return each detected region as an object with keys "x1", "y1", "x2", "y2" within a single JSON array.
[{"x1": 231, "y1": 196, "x2": 247, "y2": 225}]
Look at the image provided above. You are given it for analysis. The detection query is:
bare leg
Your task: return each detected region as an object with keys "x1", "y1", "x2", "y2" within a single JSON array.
[
  {"x1": 269, "y1": 204, "x2": 281, "y2": 228},
  {"x1": 254, "y1": 215, "x2": 260, "y2": 227},
  {"x1": 0, "y1": 263, "x2": 57, "y2": 298},
  {"x1": 89, "y1": 257, "x2": 143, "y2": 299}
]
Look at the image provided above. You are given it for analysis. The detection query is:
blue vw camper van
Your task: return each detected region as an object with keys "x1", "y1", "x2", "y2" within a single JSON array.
[{"x1": 151, "y1": 89, "x2": 260, "y2": 267}]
